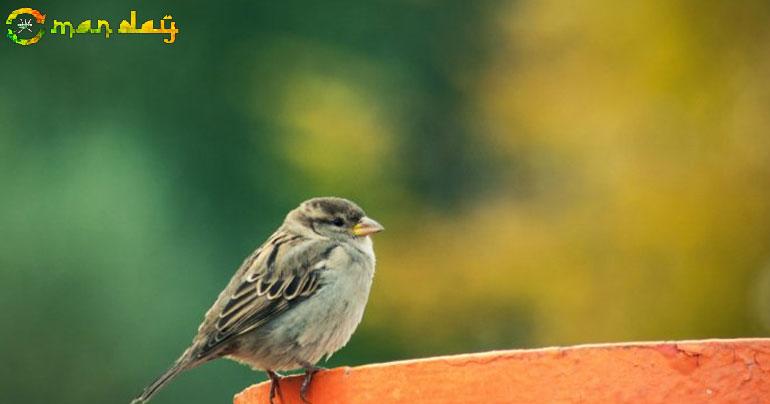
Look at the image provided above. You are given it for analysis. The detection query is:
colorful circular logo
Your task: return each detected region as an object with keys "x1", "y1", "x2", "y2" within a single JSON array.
[{"x1": 6, "y1": 7, "x2": 46, "y2": 45}]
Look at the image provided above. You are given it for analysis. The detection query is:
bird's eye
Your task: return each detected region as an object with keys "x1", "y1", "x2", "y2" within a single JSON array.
[{"x1": 332, "y1": 218, "x2": 345, "y2": 227}]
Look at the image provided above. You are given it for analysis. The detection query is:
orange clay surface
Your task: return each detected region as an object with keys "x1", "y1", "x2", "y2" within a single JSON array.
[{"x1": 234, "y1": 338, "x2": 770, "y2": 404}]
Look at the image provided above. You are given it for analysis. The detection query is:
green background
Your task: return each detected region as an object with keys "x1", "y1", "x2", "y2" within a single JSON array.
[{"x1": 2, "y1": 1, "x2": 770, "y2": 403}]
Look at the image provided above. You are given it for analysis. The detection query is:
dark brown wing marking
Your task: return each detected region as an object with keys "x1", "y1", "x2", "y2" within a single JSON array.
[{"x1": 194, "y1": 235, "x2": 336, "y2": 357}]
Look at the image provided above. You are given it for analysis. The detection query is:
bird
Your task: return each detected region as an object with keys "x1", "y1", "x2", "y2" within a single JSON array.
[{"x1": 130, "y1": 197, "x2": 384, "y2": 404}]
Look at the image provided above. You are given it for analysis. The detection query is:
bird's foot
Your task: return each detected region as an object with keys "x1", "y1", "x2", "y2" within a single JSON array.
[
  {"x1": 266, "y1": 370, "x2": 284, "y2": 404},
  {"x1": 299, "y1": 364, "x2": 323, "y2": 404}
]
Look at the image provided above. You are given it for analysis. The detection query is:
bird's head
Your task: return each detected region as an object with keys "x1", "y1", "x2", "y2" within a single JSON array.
[{"x1": 286, "y1": 197, "x2": 384, "y2": 241}]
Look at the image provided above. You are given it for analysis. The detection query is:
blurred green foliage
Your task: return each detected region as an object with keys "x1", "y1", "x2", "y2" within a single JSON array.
[{"x1": 2, "y1": 1, "x2": 770, "y2": 403}]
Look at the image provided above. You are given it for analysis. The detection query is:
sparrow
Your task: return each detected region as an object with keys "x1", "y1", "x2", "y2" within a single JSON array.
[{"x1": 131, "y1": 197, "x2": 384, "y2": 404}]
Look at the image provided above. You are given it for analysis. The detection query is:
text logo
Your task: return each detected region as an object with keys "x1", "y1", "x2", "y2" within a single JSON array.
[{"x1": 6, "y1": 8, "x2": 178, "y2": 46}]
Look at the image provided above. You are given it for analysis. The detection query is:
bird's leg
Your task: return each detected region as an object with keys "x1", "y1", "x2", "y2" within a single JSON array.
[
  {"x1": 266, "y1": 370, "x2": 283, "y2": 404},
  {"x1": 299, "y1": 363, "x2": 322, "y2": 404}
]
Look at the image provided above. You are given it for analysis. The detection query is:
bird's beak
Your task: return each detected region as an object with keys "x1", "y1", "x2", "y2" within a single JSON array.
[{"x1": 352, "y1": 217, "x2": 384, "y2": 237}]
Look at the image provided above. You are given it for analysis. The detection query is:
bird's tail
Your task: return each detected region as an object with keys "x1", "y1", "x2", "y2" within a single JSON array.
[{"x1": 130, "y1": 350, "x2": 195, "y2": 404}]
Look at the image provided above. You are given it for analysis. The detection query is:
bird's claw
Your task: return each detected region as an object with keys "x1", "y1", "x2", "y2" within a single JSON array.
[
  {"x1": 266, "y1": 370, "x2": 283, "y2": 404},
  {"x1": 299, "y1": 365, "x2": 322, "y2": 403}
]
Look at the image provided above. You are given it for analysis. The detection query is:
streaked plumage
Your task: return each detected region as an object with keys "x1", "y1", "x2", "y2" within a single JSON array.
[{"x1": 131, "y1": 197, "x2": 383, "y2": 404}]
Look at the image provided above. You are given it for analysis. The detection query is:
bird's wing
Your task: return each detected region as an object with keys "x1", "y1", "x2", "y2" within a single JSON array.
[{"x1": 193, "y1": 232, "x2": 339, "y2": 358}]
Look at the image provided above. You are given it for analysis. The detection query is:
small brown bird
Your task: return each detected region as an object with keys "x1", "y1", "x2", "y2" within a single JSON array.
[{"x1": 131, "y1": 197, "x2": 383, "y2": 403}]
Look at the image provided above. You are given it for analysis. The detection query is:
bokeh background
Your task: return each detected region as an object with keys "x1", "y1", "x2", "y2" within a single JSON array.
[{"x1": 3, "y1": 1, "x2": 770, "y2": 403}]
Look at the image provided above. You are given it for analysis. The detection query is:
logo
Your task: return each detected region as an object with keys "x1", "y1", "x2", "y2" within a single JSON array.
[
  {"x1": 6, "y1": 7, "x2": 45, "y2": 45},
  {"x1": 6, "y1": 8, "x2": 178, "y2": 46}
]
